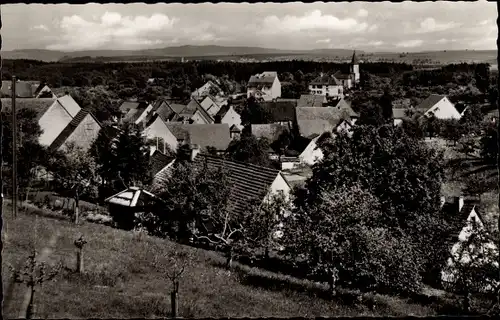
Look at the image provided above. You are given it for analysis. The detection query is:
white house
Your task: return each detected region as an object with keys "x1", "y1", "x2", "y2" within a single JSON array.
[
  {"x1": 418, "y1": 95, "x2": 462, "y2": 120},
  {"x1": 441, "y1": 197, "x2": 499, "y2": 292},
  {"x1": 143, "y1": 114, "x2": 180, "y2": 153},
  {"x1": 1, "y1": 95, "x2": 82, "y2": 147},
  {"x1": 299, "y1": 135, "x2": 325, "y2": 166},
  {"x1": 247, "y1": 71, "x2": 281, "y2": 101},
  {"x1": 308, "y1": 73, "x2": 344, "y2": 98},
  {"x1": 216, "y1": 105, "x2": 242, "y2": 129}
]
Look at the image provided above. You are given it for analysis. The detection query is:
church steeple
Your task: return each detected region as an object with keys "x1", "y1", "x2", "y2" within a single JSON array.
[{"x1": 351, "y1": 50, "x2": 359, "y2": 65}]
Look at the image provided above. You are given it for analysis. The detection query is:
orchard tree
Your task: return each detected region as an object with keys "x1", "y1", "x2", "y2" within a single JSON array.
[
  {"x1": 480, "y1": 123, "x2": 498, "y2": 164},
  {"x1": 240, "y1": 96, "x2": 273, "y2": 125},
  {"x1": 47, "y1": 143, "x2": 99, "y2": 224},
  {"x1": 297, "y1": 125, "x2": 448, "y2": 283},
  {"x1": 284, "y1": 185, "x2": 422, "y2": 295}
]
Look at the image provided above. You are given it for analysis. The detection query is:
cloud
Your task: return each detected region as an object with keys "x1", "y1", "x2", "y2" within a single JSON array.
[
  {"x1": 368, "y1": 41, "x2": 384, "y2": 46},
  {"x1": 316, "y1": 38, "x2": 331, "y2": 44},
  {"x1": 396, "y1": 40, "x2": 424, "y2": 48},
  {"x1": 436, "y1": 38, "x2": 457, "y2": 44},
  {"x1": 261, "y1": 10, "x2": 368, "y2": 34},
  {"x1": 416, "y1": 18, "x2": 460, "y2": 33},
  {"x1": 48, "y1": 12, "x2": 177, "y2": 50},
  {"x1": 31, "y1": 24, "x2": 49, "y2": 31},
  {"x1": 357, "y1": 9, "x2": 368, "y2": 18}
]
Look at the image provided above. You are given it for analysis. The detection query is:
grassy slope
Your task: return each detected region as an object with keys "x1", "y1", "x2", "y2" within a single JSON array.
[{"x1": 2, "y1": 203, "x2": 439, "y2": 318}]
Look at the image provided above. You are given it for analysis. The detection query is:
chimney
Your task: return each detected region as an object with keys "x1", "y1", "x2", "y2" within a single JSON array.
[{"x1": 190, "y1": 144, "x2": 201, "y2": 161}]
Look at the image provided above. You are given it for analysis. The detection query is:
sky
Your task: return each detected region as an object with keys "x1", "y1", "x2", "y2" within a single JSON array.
[{"x1": 2, "y1": 2, "x2": 497, "y2": 52}]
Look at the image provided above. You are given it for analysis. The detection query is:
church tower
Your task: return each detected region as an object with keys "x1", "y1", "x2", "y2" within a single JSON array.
[{"x1": 350, "y1": 50, "x2": 360, "y2": 85}]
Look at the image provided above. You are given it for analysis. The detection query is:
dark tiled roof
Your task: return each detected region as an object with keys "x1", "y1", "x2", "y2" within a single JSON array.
[
  {"x1": 332, "y1": 98, "x2": 358, "y2": 117},
  {"x1": 416, "y1": 94, "x2": 447, "y2": 111},
  {"x1": 49, "y1": 110, "x2": 100, "y2": 151},
  {"x1": 170, "y1": 103, "x2": 187, "y2": 114},
  {"x1": 251, "y1": 124, "x2": 288, "y2": 141},
  {"x1": 334, "y1": 72, "x2": 353, "y2": 80},
  {"x1": 310, "y1": 74, "x2": 342, "y2": 86},
  {"x1": 248, "y1": 72, "x2": 278, "y2": 87},
  {"x1": 0, "y1": 98, "x2": 56, "y2": 121},
  {"x1": 166, "y1": 123, "x2": 231, "y2": 150},
  {"x1": 123, "y1": 106, "x2": 148, "y2": 123},
  {"x1": 119, "y1": 101, "x2": 148, "y2": 113},
  {"x1": 296, "y1": 107, "x2": 352, "y2": 138},
  {"x1": 216, "y1": 104, "x2": 231, "y2": 119},
  {"x1": 150, "y1": 150, "x2": 175, "y2": 177},
  {"x1": 192, "y1": 154, "x2": 285, "y2": 216},
  {"x1": 181, "y1": 99, "x2": 214, "y2": 123},
  {"x1": 298, "y1": 94, "x2": 326, "y2": 108},
  {"x1": 261, "y1": 100, "x2": 297, "y2": 122}
]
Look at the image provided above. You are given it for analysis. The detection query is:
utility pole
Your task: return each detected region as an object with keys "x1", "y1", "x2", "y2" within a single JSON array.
[{"x1": 12, "y1": 76, "x2": 17, "y2": 218}]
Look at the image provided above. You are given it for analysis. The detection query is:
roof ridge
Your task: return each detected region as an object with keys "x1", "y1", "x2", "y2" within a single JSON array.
[{"x1": 197, "y1": 153, "x2": 280, "y2": 174}]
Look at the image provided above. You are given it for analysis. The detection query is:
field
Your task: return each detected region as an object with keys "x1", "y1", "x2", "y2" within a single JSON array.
[{"x1": 2, "y1": 201, "x2": 468, "y2": 318}]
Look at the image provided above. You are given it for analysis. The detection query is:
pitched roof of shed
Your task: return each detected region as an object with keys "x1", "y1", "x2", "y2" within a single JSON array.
[
  {"x1": 392, "y1": 108, "x2": 408, "y2": 119},
  {"x1": 297, "y1": 94, "x2": 326, "y2": 108},
  {"x1": 296, "y1": 107, "x2": 352, "y2": 138},
  {"x1": 441, "y1": 199, "x2": 483, "y2": 248},
  {"x1": 251, "y1": 124, "x2": 288, "y2": 141},
  {"x1": 181, "y1": 99, "x2": 214, "y2": 122},
  {"x1": 416, "y1": 94, "x2": 447, "y2": 111},
  {"x1": 261, "y1": 100, "x2": 297, "y2": 122},
  {"x1": 49, "y1": 110, "x2": 101, "y2": 151},
  {"x1": 192, "y1": 154, "x2": 286, "y2": 216},
  {"x1": 1, "y1": 81, "x2": 34, "y2": 98},
  {"x1": 165, "y1": 123, "x2": 231, "y2": 150},
  {"x1": 0, "y1": 98, "x2": 56, "y2": 120}
]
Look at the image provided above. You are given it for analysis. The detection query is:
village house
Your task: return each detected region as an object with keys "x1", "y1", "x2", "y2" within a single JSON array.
[
  {"x1": 297, "y1": 94, "x2": 327, "y2": 108},
  {"x1": 164, "y1": 123, "x2": 231, "y2": 153},
  {"x1": 198, "y1": 94, "x2": 227, "y2": 118},
  {"x1": 229, "y1": 124, "x2": 242, "y2": 140},
  {"x1": 151, "y1": 151, "x2": 292, "y2": 215},
  {"x1": 178, "y1": 99, "x2": 215, "y2": 124},
  {"x1": 440, "y1": 196, "x2": 499, "y2": 291},
  {"x1": 148, "y1": 99, "x2": 186, "y2": 124},
  {"x1": 1, "y1": 94, "x2": 82, "y2": 147},
  {"x1": 49, "y1": 110, "x2": 102, "y2": 153},
  {"x1": 295, "y1": 104, "x2": 359, "y2": 139},
  {"x1": 393, "y1": 108, "x2": 409, "y2": 126},
  {"x1": 215, "y1": 104, "x2": 242, "y2": 129},
  {"x1": 143, "y1": 114, "x2": 180, "y2": 154},
  {"x1": 119, "y1": 101, "x2": 153, "y2": 126},
  {"x1": 417, "y1": 94, "x2": 462, "y2": 120},
  {"x1": 298, "y1": 133, "x2": 326, "y2": 166},
  {"x1": 247, "y1": 71, "x2": 281, "y2": 101},
  {"x1": 192, "y1": 80, "x2": 224, "y2": 99},
  {"x1": 308, "y1": 73, "x2": 344, "y2": 98}
]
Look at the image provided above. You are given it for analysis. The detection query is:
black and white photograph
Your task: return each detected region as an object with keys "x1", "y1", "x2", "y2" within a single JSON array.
[{"x1": 0, "y1": 1, "x2": 498, "y2": 318}]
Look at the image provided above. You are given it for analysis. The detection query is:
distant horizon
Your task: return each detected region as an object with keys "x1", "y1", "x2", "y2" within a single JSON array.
[
  {"x1": 4, "y1": 45, "x2": 497, "y2": 55},
  {"x1": 2, "y1": 2, "x2": 496, "y2": 52}
]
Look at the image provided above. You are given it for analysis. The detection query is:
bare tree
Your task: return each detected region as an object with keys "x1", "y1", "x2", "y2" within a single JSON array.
[
  {"x1": 9, "y1": 250, "x2": 61, "y2": 319},
  {"x1": 153, "y1": 250, "x2": 194, "y2": 318}
]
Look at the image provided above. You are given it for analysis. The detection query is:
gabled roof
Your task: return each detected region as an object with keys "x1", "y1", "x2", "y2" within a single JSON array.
[
  {"x1": 170, "y1": 103, "x2": 187, "y2": 114},
  {"x1": 119, "y1": 101, "x2": 148, "y2": 113},
  {"x1": 248, "y1": 72, "x2": 278, "y2": 87},
  {"x1": 57, "y1": 94, "x2": 81, "y2": 117},
  {"x1": 416, "y1": 94, "x2": 447, "y2": 111},
  {"x1": 216, "y1": 104, "x2": 231, "y2": 119},
  {"x1": 261, "y1": 100, "x2": 297, "y2": 122},
  {"x1": 251, "y1": 124, "x2": 288, "y2": 141},
  {"x1": 0, "y1": 98, "x2": 56, "y2": 121},
  {"x1": 297, "y1": 94, "x2": 327, "y2": 108},
  {"x1": 296, "y1": 107, "x2": 353, "y2": 138},
  {"x1": 33, "y1": 83, "x2": 50, "y2": 96},
  {"x1": 393, "y1": 108, "x2": 409, "y2": 119},
  {"x1": 334, "y1": 72, "x2": 353, "y2": 80},
  {"x1": 230, "y1": 124, "x2": 242, "y2": 132},
  {"x1": 1, "y1": 80, "x2": 34, "y2": 98},
  {"x1": 181, "y1": 99, "x2": 214, "y2": 123},
  {"x1": 310, "y1": 74, "x2": 342, "y2": 86},
  {"x1": 49, "y1": 110, "x2": 101, "y2": 151},
  {"x1": 441, "y1": 198, "x2": 483, "y2": 249},
  {"x1": 150, "y1": 150, "x2": 175, "y2": 177},
  {"x1": 331, "y1": 98, "x2": 359, "y2": 118},
  {"x1": 165, "y1": 123, "x2": 231, "y2": 150},
  {"x1": 192, "y1": 153, "x2": 288, "y2": 216}
]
